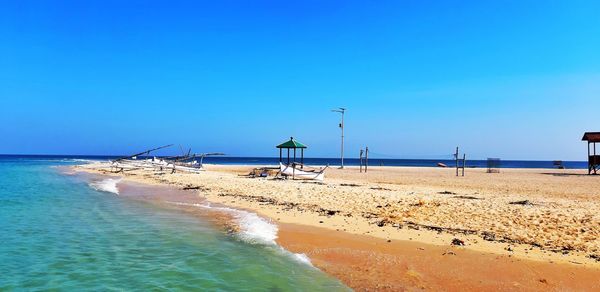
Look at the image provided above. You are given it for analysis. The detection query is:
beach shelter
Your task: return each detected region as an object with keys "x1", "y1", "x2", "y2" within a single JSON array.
[
  {"x1": 582, "y1": 132, "x2": 600, "y2": 175},
  {"x1": 276, "y1": 137, "x2": 307, "y2": 166}
]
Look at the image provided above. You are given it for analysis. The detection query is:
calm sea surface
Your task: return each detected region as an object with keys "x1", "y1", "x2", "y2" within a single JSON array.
[
  {"x1": 0, "y1": 155, "x2": 588, "y2": 169},
  {"x1": 0, "y1": 157, "x2": 348, "y2": 290}
]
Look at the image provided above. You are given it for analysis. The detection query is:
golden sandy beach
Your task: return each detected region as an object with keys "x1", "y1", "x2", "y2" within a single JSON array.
[{"x1": 75, "y1": 162, "x2": 600, "y2": 290}]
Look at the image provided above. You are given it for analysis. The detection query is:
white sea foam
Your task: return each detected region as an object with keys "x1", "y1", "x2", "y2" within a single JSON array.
[
  {"x1": 168, "y1": 202, "x2": 278, "y2": 244},
  {"x1": 89, "y1": 178, "x2": 121, "y2": 194},
  {"x1": 69, "y1": 158, "x2": 97, "y2": 163},
  {"x1": 293, "y1": 253, "x2": 313, "y2": 266},
  {"x1": 166, "y1": 201, "x2": 313, "y2": 266}
]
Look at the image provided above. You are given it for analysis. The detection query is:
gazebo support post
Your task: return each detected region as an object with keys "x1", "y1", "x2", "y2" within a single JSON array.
[
  {"x1": 293, "y1": 149, "x2": 297, "y2": 180},
  {"x1": 592, "y1": 142, "x2": 598, "y2": 174},
  {"x1": 279, "y1": 148, "x2": 282, "y2": 163},
  {"x1": 287, "y1": 149, "x2": 290, "y2": 165},
  {"x1": 301, "y1": 149, "x2": 304, "y2": 169}
]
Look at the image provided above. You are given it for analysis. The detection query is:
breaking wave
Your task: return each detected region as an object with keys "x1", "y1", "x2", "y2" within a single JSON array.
[
  {"x1": 167, "y1": 201, "x2": 313, "y2": 266},
  {"x1": 89, "y1": 178, "x2": 121, "y2": 194}
]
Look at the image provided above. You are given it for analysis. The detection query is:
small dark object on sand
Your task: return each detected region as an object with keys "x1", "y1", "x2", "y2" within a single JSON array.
[
  {"x1": 341, "y1": 183, "x2": 361, "y2": 187},
  {"x1": 371, "y1": 187, "x2": 392, "y2": 191},
  {"x1": 454, "y1": 195, "x2": 481, "y2": 200},
  {"x1": 438, "y1": 191, "x2": 456, "y2": 195},
  {"x1": 509, "y1": 200, "x2": 533, "y2": 205},
  {"x1": 588, "y1": 254, "x2": 600, "y2": 261},
  {"x1": 451, "y1": 238, "x2": 465, "y2": 246},
  {"x1": 442, "y1": 250, "x2": 456, "y2": 256},
  {"x1": 482, "y1": 231, "x2": 496, "y2": 241}
]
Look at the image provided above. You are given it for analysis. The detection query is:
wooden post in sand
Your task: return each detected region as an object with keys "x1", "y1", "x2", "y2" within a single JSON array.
[
  {"x1": 455, "y1": 147, "x2": 459, "y2": 176},
  {"x1": 462, "y1": 153, "x2": 466, "y2": 177},
  {"x1": 359, "y1": 149, "x2": 364, "y2": 173},
  {"x1": 365, "y1": 147, "x2": 369, "y2": 173}
]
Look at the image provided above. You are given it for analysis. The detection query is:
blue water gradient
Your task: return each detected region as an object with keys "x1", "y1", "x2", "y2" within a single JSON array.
[{"x1": 0, "y1": 159, "x2": 348, "y2": 290}]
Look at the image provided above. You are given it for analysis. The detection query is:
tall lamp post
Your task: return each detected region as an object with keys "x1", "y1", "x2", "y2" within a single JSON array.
[{"x1": 331, "y1": 107, "x2": 346, "y2": 169}]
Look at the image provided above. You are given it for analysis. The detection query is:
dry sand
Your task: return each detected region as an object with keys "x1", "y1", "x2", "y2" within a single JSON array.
[{"x1": 74, "y1": 162, "x2": 600, "y2": 290}]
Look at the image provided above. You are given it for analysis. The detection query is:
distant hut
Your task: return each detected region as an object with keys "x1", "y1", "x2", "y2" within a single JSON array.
[
  {"x1": 276, "y1": 137, "x2": 307, "y2": 167},
  {"x1": 582, "y1": 132, "x2": 600, "y2": 175}
]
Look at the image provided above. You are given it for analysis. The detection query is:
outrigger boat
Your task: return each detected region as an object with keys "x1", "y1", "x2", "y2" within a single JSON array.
[
  {"x1": 110, "y1": 145, "x2": 224, "y2": 174},
  {"x1": 279, "y1": 163, "x2": 327, "y2": 181}
]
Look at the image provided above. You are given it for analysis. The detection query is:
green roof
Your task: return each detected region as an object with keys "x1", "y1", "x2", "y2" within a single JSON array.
[{"x1": 276, "y1": 137, "x2": 307, "y2": 148}]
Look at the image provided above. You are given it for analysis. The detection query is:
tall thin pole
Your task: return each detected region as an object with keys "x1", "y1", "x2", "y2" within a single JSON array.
[
  {"x1": 359, "y1": 149, "x2": 364, "y2": 173},
  {"x1": 462, "y1": 153, "x2": 466, "y2": 177},
  {"x1": 341, "y1": 109, "x2": 344, "y2": 168},
  {"x1": 365, "y1": 146, "x2": 369, "y2": 173},
  {"x1": 455, "y1": 147, "x2": 459, "y2": 176},
  {"x1": 331, "y1": 107, "x2": 346, "y2": 169}
]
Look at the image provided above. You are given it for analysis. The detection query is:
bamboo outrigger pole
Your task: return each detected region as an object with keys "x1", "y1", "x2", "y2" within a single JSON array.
[{"x1": 113, "y1": 144, "x2": 174, "y2": 162}]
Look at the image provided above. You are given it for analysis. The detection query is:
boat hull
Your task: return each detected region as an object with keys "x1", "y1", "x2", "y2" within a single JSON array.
[{"x1": 279, "y1": 163, "x2": 325, "y2": 181}]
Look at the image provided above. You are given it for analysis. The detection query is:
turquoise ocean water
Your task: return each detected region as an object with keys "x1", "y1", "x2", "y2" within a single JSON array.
[{"x1": 0, "y1": 158, "x2": 348, "y2": 291}]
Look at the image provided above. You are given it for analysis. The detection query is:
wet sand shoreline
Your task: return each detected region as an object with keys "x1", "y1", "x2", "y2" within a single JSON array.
[
  {"x1": 277, "y1": 222, "x2": 600, "y2": 291},
  {"x1": 73, "y1": 162, "x2": 600, "y2": 290}
]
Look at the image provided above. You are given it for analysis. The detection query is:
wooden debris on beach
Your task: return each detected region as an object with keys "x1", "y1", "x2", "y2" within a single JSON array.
[
  {"x1": 240, "y1": 167, "x2": 279, "y2": 178},
  {"x1": 453, "y1": 195, "x2": 482, "y2": 200},
  {"x1": 438, "y1": 190, "x2": 456, "y2": 195},
  {"x1": 371, "y1": 187, "x2": 392, "y2": 191},
  {"x1": 509, "y1": 200, "x2": 534, "y2": 205},
  {"x1": 340, "y1": 183, "x2": 361, "y2": 187}
]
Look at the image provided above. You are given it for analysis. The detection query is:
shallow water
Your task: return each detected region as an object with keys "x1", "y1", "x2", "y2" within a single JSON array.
[{"x1": 0, "y1": 158, "x2": 348, "y2": 290}]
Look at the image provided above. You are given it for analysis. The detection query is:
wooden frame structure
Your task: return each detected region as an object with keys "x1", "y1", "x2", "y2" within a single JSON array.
[
  {"x1": 276, "y1": 137, "x2": 307, "y2": 168},
  {"x1": 582, "y1": 132, "x2": 600, "y2": 175},
  {"x1": 359, "y1": 146, "x2": 369, "y2": 173},
  {"x1": 455, "y1": 147, "x2": 466, "y2": 176}
]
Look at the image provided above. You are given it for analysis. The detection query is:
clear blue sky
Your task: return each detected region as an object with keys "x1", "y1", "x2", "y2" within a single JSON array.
[{"x1": 1, "y1": 1, "x2": 599, "y2": 160}]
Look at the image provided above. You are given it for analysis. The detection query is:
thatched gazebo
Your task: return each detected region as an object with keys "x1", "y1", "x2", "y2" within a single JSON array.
[{"x1": 276, "y1": 137, "x2": 307, "y2": 166}]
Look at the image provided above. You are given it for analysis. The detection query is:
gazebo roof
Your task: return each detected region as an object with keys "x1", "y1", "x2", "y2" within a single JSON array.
[
  {"x1": 276, "y1": 137, "x2": 307, "y2": 149},
  {"x1": 582, "y1": 132, "x2": 600, "y2": 142}
]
